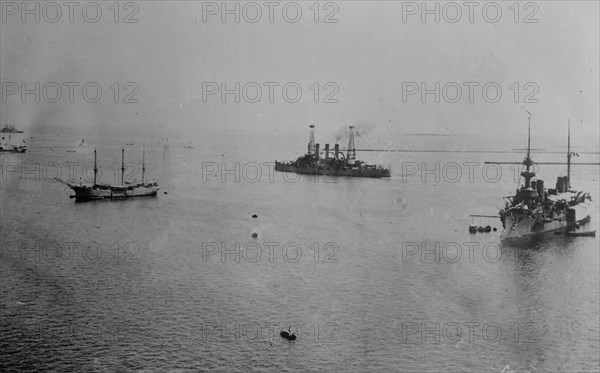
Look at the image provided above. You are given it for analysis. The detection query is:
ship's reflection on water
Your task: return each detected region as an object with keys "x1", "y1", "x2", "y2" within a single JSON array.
[{"x1": 499, "y1": 231, "x2": 599, "y2": 372}]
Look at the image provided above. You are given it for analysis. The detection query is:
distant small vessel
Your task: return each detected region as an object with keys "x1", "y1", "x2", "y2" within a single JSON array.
[
  {"x1": 0, "y1": 121, "x2": 23, "y2": 133},
  {"x1": 57, "y1": 145, "x2": 158, "y2": 202},
  {"x1": 280, "y1": 329, "x2": 296, "y2": 341}
]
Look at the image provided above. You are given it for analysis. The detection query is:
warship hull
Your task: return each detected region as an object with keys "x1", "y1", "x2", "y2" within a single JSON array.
[
  {"x1": 274, "y1": 163, "x2": 390, "y2": 178},
  {"x1": 500, "y1": 200, "x2": 591, "y2": 241}
]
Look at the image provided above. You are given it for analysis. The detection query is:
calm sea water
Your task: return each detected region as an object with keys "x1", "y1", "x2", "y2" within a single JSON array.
[{"x1": 1, "y1": 130, "x2": 599, "y2": 372}]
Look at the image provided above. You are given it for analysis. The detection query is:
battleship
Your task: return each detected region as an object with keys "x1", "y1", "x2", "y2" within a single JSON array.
[
  {"x1": 57, "y1": 146, "x2": 159, "y2": 202},
  {"x1": 498, "y1": 121, "x2": 593, "y2": 241},
  {"x1": 274, "y1": 125, "x2": 391, "y2": 178}
]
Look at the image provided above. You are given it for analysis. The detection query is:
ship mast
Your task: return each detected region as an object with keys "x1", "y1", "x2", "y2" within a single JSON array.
[
  {"x1": 526, "y1": 117, "x2": 531, "y2": 160},
  {"x1": 142, "y1": 140, "x2": 146, "y2": 184},
  {"x1": 93, "y1": 148, "x2": 97, "y2": 185},
  {"x1": 121, "y1": 148, "x2": 125, "y2": 185},
  {"x1": 521, "y1": 117, "x2": 535, "y2": 189},
  {"x1": 567, "y1": 120, "x2": 571, "y2": 190}
]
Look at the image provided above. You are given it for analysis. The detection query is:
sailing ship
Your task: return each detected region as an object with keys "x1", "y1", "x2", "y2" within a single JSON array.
[
  {"x1": 498, "y1": 120, "x2": 592, "y2": 240},
  {"x1": 58, "y1": 146, "x2": 159, "y2": 202}
]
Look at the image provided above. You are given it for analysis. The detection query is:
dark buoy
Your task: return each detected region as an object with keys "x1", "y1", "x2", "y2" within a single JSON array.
[
  {"x1": 164, "y1": 191, "x2": 168, "y2": 194},
  {"x1": 469, "y1": 224, "x2": 477, "y2": 233},
  {"x1": 251, "y1": 232, "x2": 258, "y2": 238},
  {"x1": 252, "y1": 214, "x2": 258, "y2": 218},
  {"x1": 477, "y1": 226, "x2": 484, "y2": 233},
  {"x1": 493, "y1": 227, "x2": 497, "y2": 232},
  {"x1": 484, "y1": 225, "x2": 491, "y2": 233}
]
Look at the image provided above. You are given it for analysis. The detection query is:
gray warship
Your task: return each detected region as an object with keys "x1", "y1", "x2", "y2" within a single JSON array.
[
  {"x1": 275, "y1": 125, "x2": 391, "y2": 178},
  {"x1": 498, "y1": 121, "x2": 592, "y2": 240}
]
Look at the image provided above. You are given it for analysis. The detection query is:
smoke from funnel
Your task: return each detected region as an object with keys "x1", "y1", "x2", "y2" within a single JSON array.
[{"x1": 334, "y1": 123, "x2": 376, "y2": 142}]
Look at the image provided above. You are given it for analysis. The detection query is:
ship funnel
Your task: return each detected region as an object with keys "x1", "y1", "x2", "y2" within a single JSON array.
[
  {"x1": 324, "y1": 144, "x2": 330, "y2": 160},
  {"x1": 315, "y1": 143, "x2": 320, "y2": 160},
  {"x1": 347, "y1": 126, "x2": 356, "y2": 165},
  {"x1": 307, "y1": 125, "x2": 316, "y2": 156},
  {"x1": 334, "y1": 144, "x2": 339, "y2": 161},
  {"x1": 536, "y1": 179, "x2": 544, "y2": 200}
]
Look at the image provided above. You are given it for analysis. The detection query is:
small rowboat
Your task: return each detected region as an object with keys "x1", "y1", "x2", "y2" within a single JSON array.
[{"x1": 280, "y1": 330, "x2": 296, "y2": 341}]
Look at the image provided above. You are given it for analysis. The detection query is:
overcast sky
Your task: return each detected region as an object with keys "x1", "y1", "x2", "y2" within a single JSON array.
[{"x1": 1, "y1": 1, "x2": 598, "y2": 143}]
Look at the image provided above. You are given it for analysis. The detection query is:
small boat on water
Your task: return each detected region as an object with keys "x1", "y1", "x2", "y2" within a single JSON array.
[{"x1": 280, "y1": 330, "x2": 296, "y2": 341}]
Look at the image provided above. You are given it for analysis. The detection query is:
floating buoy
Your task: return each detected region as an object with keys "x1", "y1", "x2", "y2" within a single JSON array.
[
  {"x1": 252, "y1": 214, "x2": 258, "y2": 218},
  {"x1": 493, "y1": 227, "x2": 497, "y2": 232},
  {"x1": 251, "y1": 232, "x2": 258, "y2": 238},
  {"x1": 477, "y1": 226, "x2": 484, "y2": 233},
  {"x1": 484, "y1": 225, "x2": 491, "y2": 233},
  {"x1": 469, "y1": 224, "x2": 477, "y2": 233},
  {"x1": 164, "y1": 191, "x2": 168, "y2": 194}
]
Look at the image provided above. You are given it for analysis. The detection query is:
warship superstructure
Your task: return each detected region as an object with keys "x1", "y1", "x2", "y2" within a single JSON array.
[
  {"x1": 275, "y1": 125, "x2": 391, "y2": 178},
  {"x1": 499, "y1": 121, "x2": 592, "y2": 240}
]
